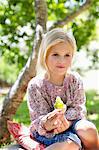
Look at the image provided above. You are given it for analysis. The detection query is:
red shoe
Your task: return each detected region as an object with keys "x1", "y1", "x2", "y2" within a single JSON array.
[{"x1": 7, "y1": 120, "x2": 45, "y2": 150}]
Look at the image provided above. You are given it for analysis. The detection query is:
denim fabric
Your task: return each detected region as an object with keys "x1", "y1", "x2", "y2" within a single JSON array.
[{"x1": 32, "y1": 119, "x2": 82, "y2": 148}]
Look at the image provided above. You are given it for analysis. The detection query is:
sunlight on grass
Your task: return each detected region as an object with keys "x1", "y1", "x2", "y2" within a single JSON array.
[
  {"x1": 86, "y1": 90, "x2": 99, "y2": 131},
  {"x1": 88, "y1": 114, "x2": 99, "y2": 120},
  {"x1": 89, "y1": 101, "x2": 94, "y2": 105}
]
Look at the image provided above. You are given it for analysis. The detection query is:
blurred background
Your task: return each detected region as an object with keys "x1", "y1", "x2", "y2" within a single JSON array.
[{"x1": 0, "y1": 0, "x2": 99, "y2": 133}]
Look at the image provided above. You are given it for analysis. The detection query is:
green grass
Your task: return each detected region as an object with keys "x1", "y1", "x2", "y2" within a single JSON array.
[
  {"x1": 13, "y1": 99, "x2": 30, "y2": 125},
  {"x1": 86, "y1": 90, "x2": 99, "y2": 131}
]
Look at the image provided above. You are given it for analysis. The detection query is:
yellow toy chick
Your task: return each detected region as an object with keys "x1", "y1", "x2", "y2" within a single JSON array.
[{"x1": 54, "y1": 96, "x2": 66, "y2": 112}]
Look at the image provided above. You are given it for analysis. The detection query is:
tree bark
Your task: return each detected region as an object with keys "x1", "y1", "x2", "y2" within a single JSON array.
[
  {"x1": 49, "y1": 0, "x2": 91, "y2": 30},
  {"x1": 0, "y1": 0, "x2": 47, "y2": 144}
]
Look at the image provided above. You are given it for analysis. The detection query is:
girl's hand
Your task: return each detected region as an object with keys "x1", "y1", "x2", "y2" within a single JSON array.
[
  {"x1": 53, "y1": 114, "x2": 72, "y2": 134},
  {"x1": 42, "y1": 109, "x2": 63, "y2": 132}
]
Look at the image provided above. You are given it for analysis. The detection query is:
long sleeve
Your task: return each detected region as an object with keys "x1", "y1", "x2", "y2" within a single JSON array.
[
  {"x1": 27, "y1": 79, "x2": 54, "y2": 137},
  {"x1": 65, "y1": 74, "x2": 87, "y2": 120}
]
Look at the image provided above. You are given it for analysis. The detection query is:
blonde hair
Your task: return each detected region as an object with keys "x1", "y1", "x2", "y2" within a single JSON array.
[{"x1": 36, "y1": 28, "x2": 77, "y2": 77}]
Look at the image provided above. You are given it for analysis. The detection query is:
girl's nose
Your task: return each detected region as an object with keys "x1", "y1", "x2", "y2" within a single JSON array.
[{"x1": 59, "y1": 56, "x2": 65, "y2": 62}]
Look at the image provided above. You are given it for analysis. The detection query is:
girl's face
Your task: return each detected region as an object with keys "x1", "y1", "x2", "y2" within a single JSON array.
[{"x1": 46, "y1": 41, "x2": 73, "y2": 77}]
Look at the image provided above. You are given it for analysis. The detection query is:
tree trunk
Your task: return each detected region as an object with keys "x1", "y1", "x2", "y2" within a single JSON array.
[{"x1": 0, "y1": 0, "x2": 47, "y2": 144}]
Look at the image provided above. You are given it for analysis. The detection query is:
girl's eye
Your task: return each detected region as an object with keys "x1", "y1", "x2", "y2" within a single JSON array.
[
  {"x1": 53, "y1": 53, "x2": 58, "y2": 56},
  {"x1": 65, "y1": 54, "x2": 70, "y2": 57}
]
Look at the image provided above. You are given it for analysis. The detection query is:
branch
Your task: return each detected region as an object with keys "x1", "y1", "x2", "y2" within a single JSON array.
[{"x1": 49, "y1": 0, "x2": 91, "y2": 30}]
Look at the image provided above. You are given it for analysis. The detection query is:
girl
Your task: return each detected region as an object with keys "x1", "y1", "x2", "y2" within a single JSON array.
[{"x1": 27, "y1": 28, "x2": 99, "y2": 150}]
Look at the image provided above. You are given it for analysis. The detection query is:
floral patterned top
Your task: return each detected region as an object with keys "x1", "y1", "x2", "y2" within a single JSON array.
[{"x1": 27, "y1": 72, "x2": 87, "y2": 138}]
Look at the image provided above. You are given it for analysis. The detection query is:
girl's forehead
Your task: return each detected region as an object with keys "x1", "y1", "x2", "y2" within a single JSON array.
[{"x1": 48, "y1": 41, "x2": 73, "y2": 53}]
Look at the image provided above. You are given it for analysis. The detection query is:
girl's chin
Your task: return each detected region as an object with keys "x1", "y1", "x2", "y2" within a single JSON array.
[
  {"x1": 56, "y1": 69, "x2": 67, "y2": 74},
  {"x1": 54, "y1": 71, "x2": 66, "y2": 76}
]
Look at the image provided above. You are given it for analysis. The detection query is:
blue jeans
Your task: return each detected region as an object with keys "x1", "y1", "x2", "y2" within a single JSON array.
[{"x1": 32, "y1": 119, "x2": 82, "y2": 149}]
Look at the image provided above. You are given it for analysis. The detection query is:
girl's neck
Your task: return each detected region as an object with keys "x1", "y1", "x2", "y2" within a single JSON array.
[{"x1": 46, "y1": 73, "x2": 66, "y2": 86}]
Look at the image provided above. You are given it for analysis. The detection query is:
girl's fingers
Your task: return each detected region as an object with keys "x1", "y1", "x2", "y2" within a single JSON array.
[
  {"x1": 46, "y1": 116, "x2": 60, "y2": 130},
  {"x1": 53, "y1": 119, "x2": 62, "y2": 127},
  {"x1": 54, "y1": 123, "x2": 65, "y2": 134},
  {"x1": 54, "y1": 120, "x2": 58, "y2": 125},
  {"x1": 54, "y1": 116, "x2": 69, "y2": 133},
  {"x1": 47, "y1": 109, "x2": 61, "y2": 120},
  {"x1": 54, "y1": 128, "x2": 59, "y2": 134},
  {"x1": 62, "y1": 117, "x2": 69, "y2": 129},
  {"x1": 58, "y1": 114, "x2": 69, "y2": 129},
  {"x1": 45, "y1": 111, "x2": 68, "y2": 131}
]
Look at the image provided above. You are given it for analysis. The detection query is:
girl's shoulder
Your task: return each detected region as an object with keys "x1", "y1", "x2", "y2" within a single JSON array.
[
  {"x1": 27, "y1": 75, "x2": 44, "y2": 89},
  {"x1": 64, "y1": 71, "x2": 84, "y2": 90},
  {"x1": 67, "y1": 71, "x2": 83, "y2": 84},
  {"x1": 70, "y1": 71, "x2": 82, "y2": 80}
]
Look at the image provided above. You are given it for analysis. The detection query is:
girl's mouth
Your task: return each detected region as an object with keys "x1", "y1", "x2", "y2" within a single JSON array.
[{"x1": 56, "y1": 65, "x2": 65, "y2": 68}]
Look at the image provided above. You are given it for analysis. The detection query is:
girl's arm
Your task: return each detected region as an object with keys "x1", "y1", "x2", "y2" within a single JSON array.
[
  {"x1": 27, "y1": 79, "x2": 57, "y2": 138},
  {"x1": 54, "y1": 75, "x2": 86, "y2": 135},
  {"x1": 65, "y1": 75, "x2": 87, "y2": 121}
]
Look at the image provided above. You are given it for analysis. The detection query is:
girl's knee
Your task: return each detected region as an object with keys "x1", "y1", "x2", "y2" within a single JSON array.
[
  {"x1": 46, "y1": 140, "x2": 79, "y2": 150},
  {"x1": 75, "y1": 120, "x2": 99, "y2": 147},
  {"x1": 66, "y1": 140, "x2": 80, "y2": 150}
]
